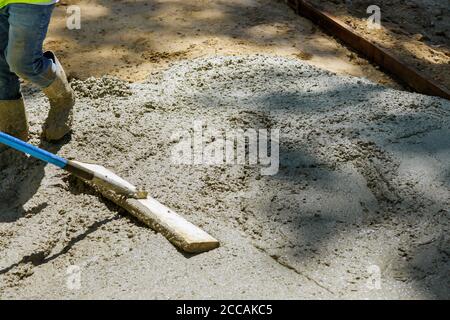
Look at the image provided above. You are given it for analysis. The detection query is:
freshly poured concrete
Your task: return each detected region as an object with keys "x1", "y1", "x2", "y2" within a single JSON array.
[{"x1": 0, "y1": 56, "x2": 448, "y2": 299}]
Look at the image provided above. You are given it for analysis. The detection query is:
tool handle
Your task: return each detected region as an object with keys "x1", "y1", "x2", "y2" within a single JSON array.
[{"x1": 0, "y1": 131, "x2": 68, "y2": 168}]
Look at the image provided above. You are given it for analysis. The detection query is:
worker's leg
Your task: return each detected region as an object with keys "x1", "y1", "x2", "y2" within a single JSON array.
[
  {"x1": 5, "y1": 3, "x2": 56, "y2": 88},
  {"x1": 6, "y1": 3, "x2": 75, "y2": 142},
  {"x1": 0, "y1": 7, "x2": 21, "y2": 100},
  {"x1": 0, "y1": 6, "x2": 28, "y2": 140}
]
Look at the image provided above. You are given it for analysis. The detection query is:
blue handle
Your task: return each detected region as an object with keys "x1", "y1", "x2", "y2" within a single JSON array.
[{"x1": 0, "y1": 131, "x2": 68, "y2": 168}]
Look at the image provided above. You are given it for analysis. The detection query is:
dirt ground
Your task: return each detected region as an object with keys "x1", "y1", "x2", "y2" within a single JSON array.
[
  {"x1": 1, "y1": 56, "x2": 449, "y2": 299},
  {"x1": 46, "y1": 0, "x2": 450, "y2": 92},
  {"x1": 45, "y1": 0, "x2": 400, "y2": 87},
  {"x1": 309, "y1": 0, "x2": 450, "y2": 90}
]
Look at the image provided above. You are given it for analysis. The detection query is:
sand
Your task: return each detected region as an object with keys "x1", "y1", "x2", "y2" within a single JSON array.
[
  {"x1": 46, "y1": 0, "x2": 399, "y2": 87},
  {"x1": 310, "y1": 0, "x2": 450, "y2": 89},
  {"x1": 0, "y1": 55, "x2": 449, "y2": 299}
]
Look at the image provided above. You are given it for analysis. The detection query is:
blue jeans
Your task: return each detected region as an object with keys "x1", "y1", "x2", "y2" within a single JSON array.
[{"x1": 0, "y1": 4, "x2": 55, "y2": 100}]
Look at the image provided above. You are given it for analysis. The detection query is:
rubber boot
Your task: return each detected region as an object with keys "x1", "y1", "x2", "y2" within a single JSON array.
[
  {"x1": 0, "y1": 98, "x2": 29, "y2": 168},
  {"x1": 0, "y1": 98, "x2": 29, "y2": 141},
  {"x1": 42, "y1": 51, "x2": 75, "y2": 141}
]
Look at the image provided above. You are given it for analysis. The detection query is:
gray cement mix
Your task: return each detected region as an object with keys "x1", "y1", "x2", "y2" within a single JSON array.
[{"x1": 0, "y1": 55, "x2": 449, "y2": 299}]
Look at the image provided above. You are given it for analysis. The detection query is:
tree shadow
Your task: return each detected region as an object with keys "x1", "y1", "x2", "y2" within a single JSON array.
[
  {"x1": 0, "y1": 171, "x2": 153, "y2": 275},
  {"x1": 205, "y1": 68, "x2": 449, "y2": 298},
  {"x1": 46, "y1": 0, "x2": 449, "y2": 91},
  {"x1": 0, "y1": 215, "x2": 116, "y2": 275},
  {"x1": 0, "y1": 136, "x2": 70, "y2": 223},
  {"x1": 270, "y1": 98, "x2": 447, "y2": 298},
  {"x1": 45, "y1": 0, "x2": 392, "y2": 84}
]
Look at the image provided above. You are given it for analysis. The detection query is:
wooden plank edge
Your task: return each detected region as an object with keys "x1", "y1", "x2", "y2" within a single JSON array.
[
  {"x1": 286, "y1": 0, "x2": 450, "y2": 100},
  {"x1": 85, "y1": 183, "x2": 220, "y2": 253}
]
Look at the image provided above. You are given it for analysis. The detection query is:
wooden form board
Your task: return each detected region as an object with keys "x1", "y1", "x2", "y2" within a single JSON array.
[
  {"x1": 286, "y1": 0, "x2": 450, "y2": 100},
  {"x1": 93, "y1": 186, "x2": 220, "y2": 253}
]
